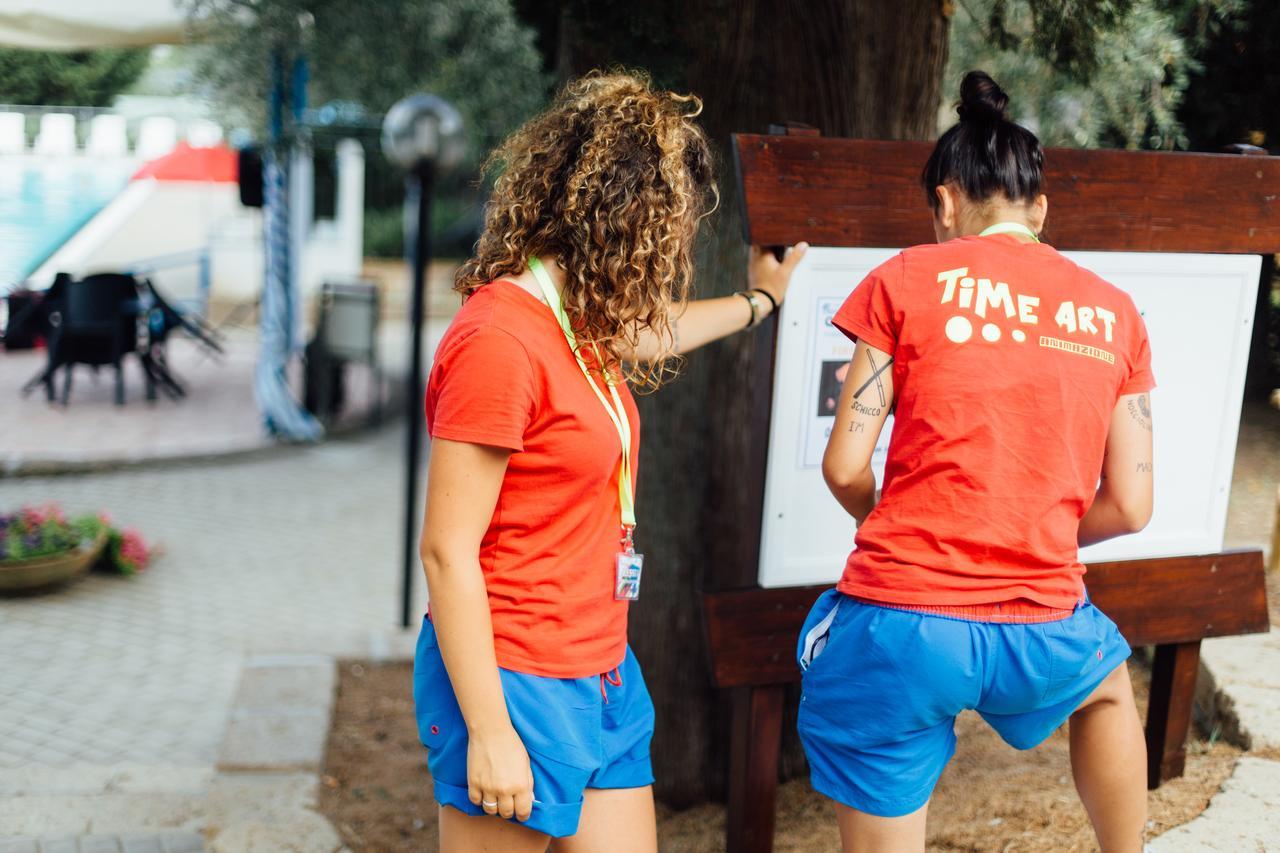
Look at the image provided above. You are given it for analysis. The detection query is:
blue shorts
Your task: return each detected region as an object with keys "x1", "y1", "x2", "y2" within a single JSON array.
[
  {"x1": 796, "y1": 589, "x2": 1131, "y2": 818},
  {"x1": 412, "y1": 616, "x2": 655, "y2": 838}
]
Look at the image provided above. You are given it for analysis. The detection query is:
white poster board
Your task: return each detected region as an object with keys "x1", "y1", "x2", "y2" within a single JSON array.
[{"x1": 758, "y1": 247, "x2": 1260, "y2": 588}]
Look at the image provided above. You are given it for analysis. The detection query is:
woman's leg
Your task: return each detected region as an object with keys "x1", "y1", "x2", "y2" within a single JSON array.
[
  {"x1": 1068, "y1": 663, "x2": 1147, "y2": 853},
  {"x1": 549, "y1": 786, "x2": 657, "y2": 853},
  {"x1": 440, "y1": 804, "x2": 552, "y2": 853},
  {"x1": 833, "y1": 800, "x2": 929, "y2": 853}
]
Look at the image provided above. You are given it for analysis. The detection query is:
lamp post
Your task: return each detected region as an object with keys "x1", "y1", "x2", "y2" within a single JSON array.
[{"x1": 382, "y1": 95, "x2": 465, "y2": 629}]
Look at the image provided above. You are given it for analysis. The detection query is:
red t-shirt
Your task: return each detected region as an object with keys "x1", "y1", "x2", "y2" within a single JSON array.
[
  {"x1": 424, "y1": 280, "x2": 640, "y2": 678},
  {"x1": 833, "y1": 234, "x2": 1155, "y2": 609}
]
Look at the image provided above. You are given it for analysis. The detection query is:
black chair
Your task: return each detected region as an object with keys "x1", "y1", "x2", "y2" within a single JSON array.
[
  {"x1": 46, "y1": 274, "x2": 147, "y2": 406},
  {"x1": 133, "y1": 277, "x2": 225, "y2": 400},
  {"x1": 304, "y1": 281, "x2": 381, "y2": 425},
  {"x1": 17, "y1": 274, "x2": 72, "y2": 401}
]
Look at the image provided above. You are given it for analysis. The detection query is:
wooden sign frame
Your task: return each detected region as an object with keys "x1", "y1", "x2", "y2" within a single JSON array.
[{"x1": 704, "y1": 128, "x2": 1275, "y2": 853}]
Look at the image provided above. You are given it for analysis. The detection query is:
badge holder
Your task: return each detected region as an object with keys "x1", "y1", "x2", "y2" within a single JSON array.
[{"x1": 615, "y1": 525, "x2": 644, "y2": 601}]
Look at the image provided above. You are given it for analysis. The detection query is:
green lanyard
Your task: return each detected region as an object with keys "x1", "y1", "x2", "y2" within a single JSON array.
[
  {"x1": 979, "y1": 221, "x2": 1040, "y2": 242},
  {"x1": 528, "y1": 257, "x2": 637, "y2": 533}
]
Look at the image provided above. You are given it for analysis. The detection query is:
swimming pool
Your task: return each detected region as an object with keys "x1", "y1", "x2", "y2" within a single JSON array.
[{"x1": 0, "y1": 158, "x2": 134, "y2": 287}]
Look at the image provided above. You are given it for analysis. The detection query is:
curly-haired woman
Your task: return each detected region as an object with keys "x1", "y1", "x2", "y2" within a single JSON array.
[{"x1": 413, "y1": 70, "x2": 807, "y2": 851}]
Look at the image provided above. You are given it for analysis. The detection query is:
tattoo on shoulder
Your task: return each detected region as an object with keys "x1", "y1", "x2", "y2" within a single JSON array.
[
  {"x1": 852, "y1": 351, "x2": 893, "y2": 407},
  {"x1": 1126, "y1": 395, "x2": 1152, "y2": 432}
]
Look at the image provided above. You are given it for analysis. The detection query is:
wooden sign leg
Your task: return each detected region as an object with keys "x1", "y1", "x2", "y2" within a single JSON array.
[
  {"x1": 1145, "y1": 640, "x2": 1202, "y2": 789},
  {"x1": 726, "y1": 684, "x2": 785, "y2": 853}
]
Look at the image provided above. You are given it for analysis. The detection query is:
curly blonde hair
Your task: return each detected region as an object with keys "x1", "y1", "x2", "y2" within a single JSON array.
[{"x1": 455, "y1": 69, "x2": 717, "y2": 390}]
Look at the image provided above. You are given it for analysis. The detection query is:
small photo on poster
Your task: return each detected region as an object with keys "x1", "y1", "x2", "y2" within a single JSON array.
[{"x1": 816, "y1": 360, "x2": 850, "y2": 416}]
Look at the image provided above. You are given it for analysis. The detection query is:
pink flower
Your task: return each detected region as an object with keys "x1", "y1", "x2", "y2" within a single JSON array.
[{"x1": 119, "y1": 529, "x2": 150, "y2": 572}]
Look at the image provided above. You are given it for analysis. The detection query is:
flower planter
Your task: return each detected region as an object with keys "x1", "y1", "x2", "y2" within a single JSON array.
[{"x1": 0, "y1": 528, "x2": 109, "y2": 595}]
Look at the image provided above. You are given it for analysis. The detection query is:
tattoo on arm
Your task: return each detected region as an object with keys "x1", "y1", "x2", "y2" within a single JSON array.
[
  {"x1": 1136, "y1": 462, "x2": 1153, "y2": 473},
  {"x1": 846, "y1": 351, "x2": 892, "y2": 434},
  {"x1": 1125, "y1": 394, "x2": 1152, "y2": 432},
  {"x1": 852, "y1": 401, "x2": 881, "y2": 417},
  {"x1": 852, "y1": 351, "x2": 893, "y2": 407}
]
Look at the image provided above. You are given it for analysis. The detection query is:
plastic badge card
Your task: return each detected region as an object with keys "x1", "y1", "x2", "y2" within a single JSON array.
[{"x1": 615, "y1": 552, "x2": 644, "y2": 601}]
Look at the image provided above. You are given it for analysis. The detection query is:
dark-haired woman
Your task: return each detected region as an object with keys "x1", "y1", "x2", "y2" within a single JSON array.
[
  {"x1": 415, "y1": 70, "x2": 806, "y2": 852},
  {"x1": 800, "y1": 71, "x2": 1154, "y2": 852}
]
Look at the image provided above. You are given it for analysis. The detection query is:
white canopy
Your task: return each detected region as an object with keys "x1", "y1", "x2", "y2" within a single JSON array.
[{"x1": 0, "y1": 0, "x2": 192, "y2": 50}]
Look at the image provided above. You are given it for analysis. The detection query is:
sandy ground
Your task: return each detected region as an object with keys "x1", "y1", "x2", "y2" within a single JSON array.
[{"x1": 318, "y1": 659, "x2": 1240, "y2": 852}]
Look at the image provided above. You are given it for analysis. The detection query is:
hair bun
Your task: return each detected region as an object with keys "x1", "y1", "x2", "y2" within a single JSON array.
[{"x1": 957, "y1": 70, "x2": 1009, "y2": 122}]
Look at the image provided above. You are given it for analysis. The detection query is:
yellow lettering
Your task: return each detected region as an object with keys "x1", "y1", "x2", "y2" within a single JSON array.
[
  {"x1": 936, "y1": 267, "x2": 968, "y2": 304},
  {"x1": 1095, "y1": 306, "x2": 1116, "y2": 342},
  {"x1": 975, "y1": 279, "x2": 1015, "y2": 319},
  {"x1": 1017, "y1": 294, "x2": 1040, "y2": 324},
  {"x1": 1078, "y1": 306, "x2": 1098, "y2": 335},
  {"x1": 1055, "y1": 301, "x2": 1077, "y2": 334}
]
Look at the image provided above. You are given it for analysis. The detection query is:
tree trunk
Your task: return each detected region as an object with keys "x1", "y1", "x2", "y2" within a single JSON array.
[{"x1": 546, "y1": 0, "x2": 953, "y2": 807}]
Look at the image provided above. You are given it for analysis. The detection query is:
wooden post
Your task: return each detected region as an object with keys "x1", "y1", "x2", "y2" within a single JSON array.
[
  {"x1": 1145, "y1": 641, "x2": 1203, "y2": 788},
  {"x1": 1270, "y1": 485, "x2": 1280, "y2": 573},
  {"x1": 727, "y1": 685, "x2": 786, "y2": 853}
]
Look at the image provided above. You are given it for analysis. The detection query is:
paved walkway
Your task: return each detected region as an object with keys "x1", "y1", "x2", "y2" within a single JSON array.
[
  {"x1": 1148, "y1": 398, "x2": 1280, "y2": 851},
  {"x1": 0, "y1": 426, "x2": 418, "y2": 842},
  {"x1": 0, "y1": 258, "x2": 459, "y2": 475},
  {"x1": 0, "y1": 396, "x2": 1276, "y2": 845}
]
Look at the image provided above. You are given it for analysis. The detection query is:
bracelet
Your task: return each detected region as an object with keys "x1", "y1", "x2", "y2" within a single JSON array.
[
  {"x1": 752, "y1": 288, "x2": 778, "y2": 314},
  {"x1": 737, "y1": 290, "x2": 761, "y2": 329}
]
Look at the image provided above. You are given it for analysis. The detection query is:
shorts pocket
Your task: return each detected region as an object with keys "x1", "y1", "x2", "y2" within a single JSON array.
[
  {"x1": 798, "y1": 589, "x2": 843, "y2": 675},
  {"x1": 412, "y1": 619, "x2": 462, "y2": 751},
  {"x1": 1042, "y1": 604, "x2": 1128, "y2": 701}
]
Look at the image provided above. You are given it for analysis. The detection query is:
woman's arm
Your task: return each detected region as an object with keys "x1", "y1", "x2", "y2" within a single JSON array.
[
  {"x1": 419, "y1": 438, "x2": 535, "y2": 823},
  {"x1": 1078, "y1": 393, "x2": 1154, "y2": 546},
  {"x1": 629, "y1": 243, "x2": 808, "y2": 360},
  {"x1": 822, "y1": 339, "x2": 896, "y2": 523}
]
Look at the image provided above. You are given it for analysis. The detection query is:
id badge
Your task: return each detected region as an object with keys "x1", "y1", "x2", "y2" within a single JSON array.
[{"x1": 615, "y1": 552, "x2": 644, "y2": 601}]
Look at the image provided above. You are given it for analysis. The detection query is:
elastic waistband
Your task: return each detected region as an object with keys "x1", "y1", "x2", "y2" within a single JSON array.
[{"x1": 849, "y1": 595, "x2": 1077, "y2": 624}]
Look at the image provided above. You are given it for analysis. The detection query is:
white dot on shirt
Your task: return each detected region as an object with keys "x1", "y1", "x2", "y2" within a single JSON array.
[{"x1": 945, "y1": 315, "x2": 973, "y2": 344}]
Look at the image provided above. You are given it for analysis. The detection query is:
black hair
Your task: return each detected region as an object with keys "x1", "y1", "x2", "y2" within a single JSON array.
[{"x1": 922, "y1": 71, "x2": 1044, "y2": 210}]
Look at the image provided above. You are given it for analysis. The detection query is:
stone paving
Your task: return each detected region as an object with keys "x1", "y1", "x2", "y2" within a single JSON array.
[
  {"x1": 0, "y1": 257, "x2": 460, "y2": 475},
  {"x1": 0, "y1": 426, "x2": 419, "y2": 841},
  {"x1": 0, "y1": 330, "x2": 394, "y2": 476},
  {"x1": 0, "y1": 381, "x2": 1275, "y2": 845},
  {"x1": 0, "y1": 833, "x2": 205, "y2": 852}
]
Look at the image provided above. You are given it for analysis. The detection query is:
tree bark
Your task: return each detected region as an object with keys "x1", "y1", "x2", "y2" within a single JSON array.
[{"x1": 541, "y1": 0, "x2": 952, "y2": 806}]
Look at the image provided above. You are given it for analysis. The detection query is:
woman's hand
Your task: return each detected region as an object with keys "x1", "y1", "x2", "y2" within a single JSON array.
[
  {"x1": 467, "y1": 722, "x2": 536, "y2": 822},
  {"x1": 748, "y1": 242, "x2": 809, "y2": 307}
]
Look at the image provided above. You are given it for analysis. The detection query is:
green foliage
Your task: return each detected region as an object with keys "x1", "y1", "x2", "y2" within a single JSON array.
[
  {"x1": 185, "y1": 0, "x2": 548, "y2": 167},
  {"x1": 0, "y1": 505, "x2": 102, "y2": 562},
  {"x1": 983, "y1": 0, "x2": 1135, "y2": 80},
  {"x1": 950, "y1": 0, "x2": 1243, "y2": 149},
  {"x1": 0, "y1": 48, "x2": 150, "y2": 107},
  {"x1": 362, "y1": 207, "x2": 404, "y2": 259},
  {"x1": 1178, "y1": 0, "x2": 1280, "y2": 150}
]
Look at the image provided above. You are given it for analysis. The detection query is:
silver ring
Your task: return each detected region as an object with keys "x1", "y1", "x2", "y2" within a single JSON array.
[{"x1": 482, "y1": 800, "x2": 498, "y2": 808}]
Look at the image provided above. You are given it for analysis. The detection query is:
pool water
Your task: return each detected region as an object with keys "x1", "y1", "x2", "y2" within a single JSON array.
[{"x1": 0, "y1": 159, "x2": 134, "y2": 287}]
